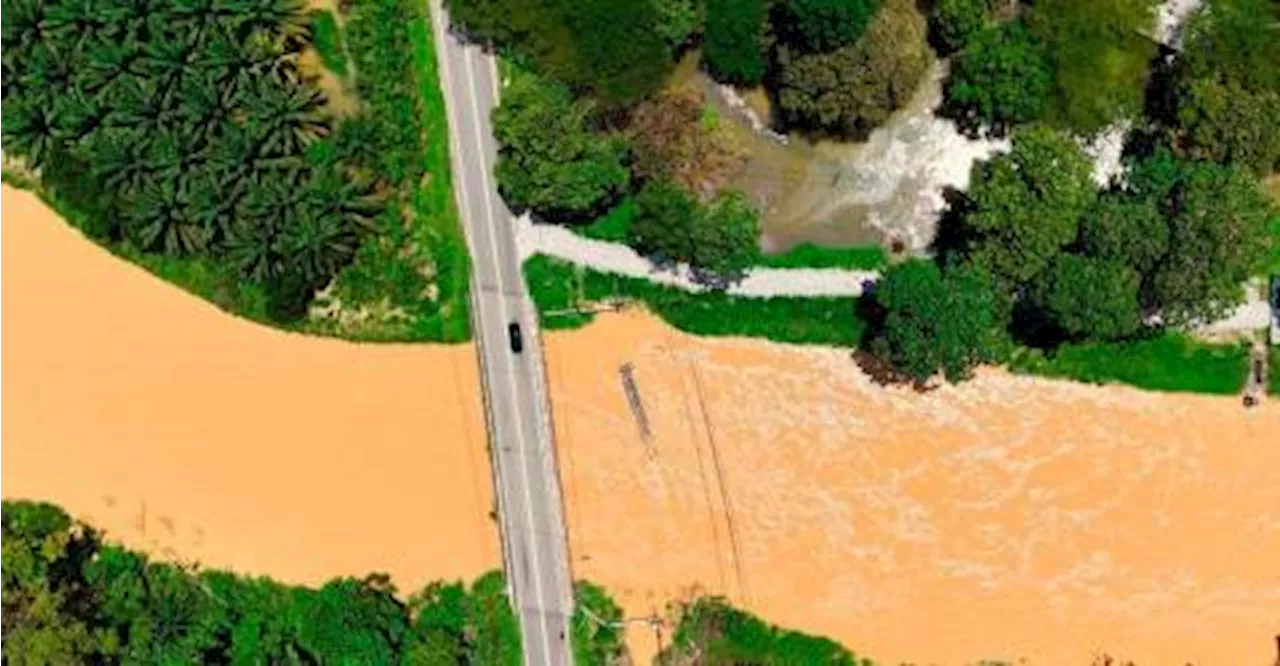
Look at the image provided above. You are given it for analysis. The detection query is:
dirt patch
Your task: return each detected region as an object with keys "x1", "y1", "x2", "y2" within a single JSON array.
[
  {"x1": 0, "y1": 185, "x2": 498, "y2": 592},
  {"x1": 545, "y1": 310, "x2": 1280, "y2": 666},
  {"x1": 299, "y1": 47, "x2": 360, "y2": 119}
]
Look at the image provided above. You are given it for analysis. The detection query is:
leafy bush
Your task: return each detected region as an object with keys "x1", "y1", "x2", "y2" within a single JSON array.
[
  {"x1": 309, "y1": 0, "x2": 471, "y2": 342},
  {"x1": 1171, "y1": 0, "x2": 1280, "y2": 174},
  {"x1": 963, "y1": 125, "x2": 1096, "y2": 285},
  {"x1": 942, "y1": 0, "x2": 1158, "y2": 133},
  {"x1": 870, "y1": 259, "x2": 1009, "y2": 383},
  {"x1": 629, "y1": 181, "x2": 761, "y2": 286},
  {"x1": 1027, "y1": 254, "x2": 1143, "y2": 341},
  {"x1": 1027, "y1": 0, "x2": 1158, "y2": 132},
  {"x1": 571, "y1": 582, "x2": 626, "y2": 666},
  {"x1": 660, "y1": 597, "x2": 864, "y2": 665}
]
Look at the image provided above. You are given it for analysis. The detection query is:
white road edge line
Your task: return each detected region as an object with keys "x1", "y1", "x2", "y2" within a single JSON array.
[{"x1": 460, "y1": 41, "x2": 558, "y2": 666}]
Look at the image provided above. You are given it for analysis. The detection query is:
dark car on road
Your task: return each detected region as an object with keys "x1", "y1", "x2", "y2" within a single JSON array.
[{"x1": 508, "y1": 322, "x2": 523, "y2": 353}]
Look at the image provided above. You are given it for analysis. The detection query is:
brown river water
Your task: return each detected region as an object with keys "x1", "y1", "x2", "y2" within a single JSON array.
[{"x1": 4, "y1": 185, "x2": 1278, "y2": 664}]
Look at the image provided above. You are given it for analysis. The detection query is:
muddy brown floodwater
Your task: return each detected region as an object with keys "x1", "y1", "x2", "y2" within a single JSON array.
[
  {"x1": 1, "y1": 185, "x2": 499, "y2": 592},
  {"x1": 546, "y1": 311, "x2": 1280, "y2": 666},
  {"x1": 6, "y1": 184, "x2": 1280, "y2": 665}
]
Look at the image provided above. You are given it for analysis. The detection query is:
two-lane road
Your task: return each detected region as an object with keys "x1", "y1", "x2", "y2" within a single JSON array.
[{"x1": 428, "y1": 3, "x2": 574, "y2": 664}]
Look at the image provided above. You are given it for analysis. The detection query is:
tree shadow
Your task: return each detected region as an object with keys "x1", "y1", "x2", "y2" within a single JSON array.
[{"x1": 929, "y1": 186, "x2": 975, "y2": 264}]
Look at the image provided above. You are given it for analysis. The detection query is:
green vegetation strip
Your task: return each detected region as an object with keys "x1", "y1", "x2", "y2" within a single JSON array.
[
  {"x1": 2, "y1": 500, "x2": 521, "y2": 663},
  {"x1": 524, "y1": 254, "x2": 862, "y2": 346},
  {"x1": 1271, "y1": 346, "x2": 1280, "y2": 396},
  {"x1": 661, "y1": 597, "x2": 868, "y2": 665},
  {"x1": 306, "y1": 0, "x2": 471, "y2": 342},
  {"x1": 572, "y1": 202, "x2": 888, "y2": 271},
  {"x1": 528, "y1": 252, "x2": 1251, "y2": 395},
  {"x1": 1007, "y1": 333, "x2": 1251, "y2": 395},
  {"x1": 757, "y1": 242, "x2": 888, "y2": 270}
]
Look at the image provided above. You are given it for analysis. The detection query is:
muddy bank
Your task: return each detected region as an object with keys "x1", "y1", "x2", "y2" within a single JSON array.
[
  {"x1": 1, "y1": 185, "x2": 499, "y2": 591},
  {"x1": 545, "y1": 310, "x2": 1280, "y2": 666}
]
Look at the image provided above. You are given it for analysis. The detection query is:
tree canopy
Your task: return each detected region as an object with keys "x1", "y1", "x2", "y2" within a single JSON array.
[
  {"x1": 1028, "y1": 254, "x2": 1143, "y2": 340},
  {"x1": 944, "y1": 21, "x2": 1053, "y2": 134},
  {"x1": 704, "y1": 0, "x2": 770, "y2": 84},
  {"x1": 929, "y1": 0, "x2": 992, "y2": 54},
  {"x1": 2, "y1": 500, "x2": 524, "y2": 664},
  {"x1": 492, "y1": 69, "x2": 630, "y2": 221},
  {"x1": 1169, "y1": 0, "x2": 1280, "y2": 174},
  {"x1": 962, "y1": 125, "x2": 1096, "y2": 285},
  {"x1": 775, "y1": 0, "x2": 931, "y2": 138},
  {"x1": 776, "y1": 0, "x2": 882, "y2": 52},
  {"x1": 1148, "y1": 160, "x2": 1276, "y2": 324},
  {"x1": 445, "y1": 0, "x2": 671, "y2": 105},
  {"x1": 870, "y1": 259, "x2": 1008, "y2": 384},
  {"x1": 943, "y1": 0, "x2": 1159, "y2": 133}
]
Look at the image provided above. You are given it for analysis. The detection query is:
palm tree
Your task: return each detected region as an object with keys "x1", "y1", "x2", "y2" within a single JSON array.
[
  {"x1": 51, "y1": 83, "x2": 104, "y2": 142},
  {"x1": 183, "y1": 168, "x2": 237, "y2": 249},
  {"x1": 1, "y1": 0, "x2": 53, "y2": 57},
  {"x1": 279, "y1": 205, "x2": 358, "y2": 283},
  {"x1": 225, "y1": 215, "x2": 283, "y2": 282},
  {"x1": 243, "y1": 78, "x2": 327, "y2": 157},
  {"x1": 19, "y1": 41, "x2": 77, "y2": 101},
  {"x1": 80, "y1": 37, "x2": 136, "y2": 97},
  {"x1": 85, "y1": 126, "x2": 150, "y2": 195},
  {"x1": 221, "y1": 0, "x2": 307, "y2": 43},
  {"x1": 125, "y1": 176, "x2": 207, "y2": 255},
  {"x1": 2, "y1": 99, "x2": 61, "y2": 169},
  {"x1": 43, "y1": 0, "x2": 128, "y2": 51}
]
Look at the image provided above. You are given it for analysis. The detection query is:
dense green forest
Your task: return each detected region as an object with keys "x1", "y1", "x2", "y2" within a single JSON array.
[
  {"x1": 863, "y1": 0, "x2": 1280, "y2": 385},
  {"x1": 1, "y1": 500, "x2": 523, "y2": 664},
  {"x1": 4, "y1": 500, "x2": 865, "y2": 665},
  {"x1": 2, "y1": 0, "x2": 469, "y2": 341}
]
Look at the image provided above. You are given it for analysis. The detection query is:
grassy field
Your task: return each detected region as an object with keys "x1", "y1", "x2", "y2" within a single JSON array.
[
  {"x1": 523, "y1": 254, "x2": 863, "y2": 345},
  {"x1": 573, "y1": 199, "x2": 636, "y2": 242},
  {"x1": 1007, "y1": 333, "x2": 1251, "y2": 395},
  {"x1": 758, "y1": 242, "x2": 888, "y2": 270}
]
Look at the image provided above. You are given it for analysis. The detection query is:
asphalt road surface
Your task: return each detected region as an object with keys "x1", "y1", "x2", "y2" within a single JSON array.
[{"x1": 428, "y1": 3, "x2": 575, "y2": 664}]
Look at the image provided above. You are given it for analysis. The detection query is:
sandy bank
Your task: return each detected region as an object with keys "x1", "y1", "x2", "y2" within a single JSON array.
[
  {"x1": 1, "y1": 185, "x2": 499, "y2": 592},
  {"x1": 545, "y1": 310, "x2": 1280, "y2": 666}
]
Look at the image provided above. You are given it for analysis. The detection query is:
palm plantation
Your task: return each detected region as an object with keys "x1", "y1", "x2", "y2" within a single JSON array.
[{"x1": 2, "y1": 0, "x2": 376, "y2": 316}]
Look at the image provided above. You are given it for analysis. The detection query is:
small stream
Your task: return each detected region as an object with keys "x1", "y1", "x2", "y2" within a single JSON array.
[{"x1": 706, "y1": 0, "x2": 1202, "y2": 255}]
